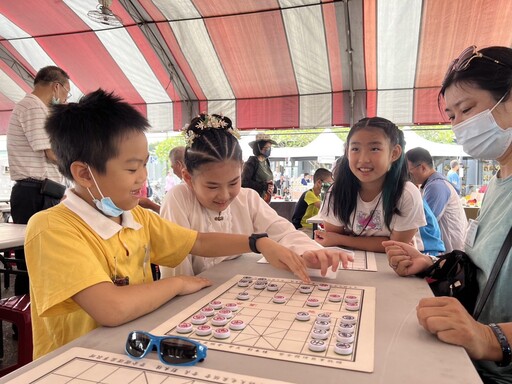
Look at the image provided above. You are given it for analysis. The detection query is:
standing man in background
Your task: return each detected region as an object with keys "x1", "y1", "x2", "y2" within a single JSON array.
[
  {"x1": 447, "y1": 159, "x2": 461, "y2": 194},
  {"x1": 6, "y1": 66, "x2": 70, "y2": 298}
]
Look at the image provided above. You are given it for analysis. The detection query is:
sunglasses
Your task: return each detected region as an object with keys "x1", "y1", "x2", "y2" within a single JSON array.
[
  {"x1": 443, "y1": 45, "x2": 509, "y2": 84},
  {"x1": 125, "y1": 331, "x2": 207, "y2": 366}
]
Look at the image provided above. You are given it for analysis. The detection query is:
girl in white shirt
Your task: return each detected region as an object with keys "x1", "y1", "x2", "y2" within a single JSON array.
[
  {"x1": 316, "y1": 117, "x2": 425, "y2": 253},
  {"x1": 160, "y1": 114, "x2": 352, "y2": 277}
]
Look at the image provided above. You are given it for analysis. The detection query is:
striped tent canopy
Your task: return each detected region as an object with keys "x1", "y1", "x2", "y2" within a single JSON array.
[{"x1": 1, "y1": 0, "x2": 512, "y2": 134}]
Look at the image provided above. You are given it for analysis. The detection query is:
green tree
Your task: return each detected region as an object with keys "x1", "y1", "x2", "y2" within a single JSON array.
[
  {"x1": 154, "y1": 136, "x2": 186, "y2": 162},
  {"x1": 410, "y1": 126, "x2": 455, "y2": 144}
]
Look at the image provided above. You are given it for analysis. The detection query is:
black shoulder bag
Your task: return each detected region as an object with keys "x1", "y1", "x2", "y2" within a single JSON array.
[{"x1": 419, "y1": 227, "x2": 512, "y2": 319}]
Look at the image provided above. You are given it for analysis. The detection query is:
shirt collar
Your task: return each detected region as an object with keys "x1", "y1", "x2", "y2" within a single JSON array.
[{"x1": 62, "y1": 189, "x2": 142, "y2": 239}]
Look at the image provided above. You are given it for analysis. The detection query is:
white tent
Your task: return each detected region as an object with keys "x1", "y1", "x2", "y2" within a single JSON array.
[
  {"x1": 402, "y1": 130, "x2": 468, "y2": 157},
  {"x1": 270, "y1": 129, "x2": 344, "y2": 161}
]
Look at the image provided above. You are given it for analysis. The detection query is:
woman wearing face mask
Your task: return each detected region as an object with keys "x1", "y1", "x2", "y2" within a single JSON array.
[
  {"x1": 241, "y1": 133, "x2": 277, "y2": 203},
  {"x1": 383, "y1": 46, "x2": 512, "y2": 383}
]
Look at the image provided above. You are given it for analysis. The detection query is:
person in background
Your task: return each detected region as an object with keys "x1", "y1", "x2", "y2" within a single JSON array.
[
  {"x1": 406, "y1": 147, "x2": 466, "y2": 252},
  {"x1": 385, "y1": 45, "x2": 512, "y2": 383},
  {"x1": 169, "y1": 146, "x2": 185, "y2": 181},
  {"x1": 416, "y1": 198, "x2": 446, "y2": 256},
  {"x1": 242, "y1": 133, "x2": 276, "y2": 203},
  {"x1": 160, "y1": 113, "x2": 352, "y2": 278},
  {"x1": 292, "y1": 168, "x2": 333, "y2": 236},
  {"x1": 315, "y1": 117, "x2": 425, "y2": 253},
  {"x1": 6, "y1": 65, "x2": 71, "y2": 298},
  {"x1": 301, "y1": 173, "x2": 311, "y2": 186},
  {"x1": 447, "y1": 159, "x2": 461, "y2": 194},
  {"x1": 274, "y1": 175, "x2": 286, "y2": 196},
  {"x1": 25, "y1": 90, "x2": 318, "y2": 359}
]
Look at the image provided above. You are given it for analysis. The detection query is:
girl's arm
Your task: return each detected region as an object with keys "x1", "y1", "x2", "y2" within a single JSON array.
[
  {"x1": 191, "y1": 233, "x2": 310, "y2": 282},
  {"x1": 315, "y1": 222, "x2": 386, "y2": 252}
]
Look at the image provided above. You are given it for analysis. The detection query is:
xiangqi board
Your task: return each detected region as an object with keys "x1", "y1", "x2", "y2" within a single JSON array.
[{"x1": 152, "y1": 275, "x2": 376, "y2": 372}]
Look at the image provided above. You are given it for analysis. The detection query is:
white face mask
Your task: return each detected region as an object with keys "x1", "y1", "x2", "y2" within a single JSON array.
[{"x1": 452, "y1": 95, "x2": 512, "y2": 160}]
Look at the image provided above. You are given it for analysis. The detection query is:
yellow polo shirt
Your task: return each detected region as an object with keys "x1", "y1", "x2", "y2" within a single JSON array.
[{"x1": 25, "y1": 190, "x2": 197, "y2": 358}]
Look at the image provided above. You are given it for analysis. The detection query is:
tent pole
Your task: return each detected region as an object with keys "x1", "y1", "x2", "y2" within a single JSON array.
[{"x1": 343, "y1": 0, "x2": 355, "y2": 126}]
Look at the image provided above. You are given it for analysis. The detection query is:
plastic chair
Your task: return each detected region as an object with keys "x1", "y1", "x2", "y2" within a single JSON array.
[{"x1": 0, "y1": 253, "x2": 32, "y2": 377}]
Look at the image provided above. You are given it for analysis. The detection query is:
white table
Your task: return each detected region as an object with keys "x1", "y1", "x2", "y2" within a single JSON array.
[
  {"x1": 0, "y1": 223, "x2": 26, "y2": 249},
  {"x1": 0, "y1": 253, "x2": 482, "y2": 384}
]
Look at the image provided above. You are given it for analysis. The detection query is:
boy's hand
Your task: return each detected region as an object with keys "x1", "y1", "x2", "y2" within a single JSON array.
[
  {"x1": 302, "y1": 248, "x2": 353, "y2": 276},
  {"x1": 174, "y1": 275, "x2": 212, "y2": 296},
  {"x1": 258, "y1": 238, "x2": 311, "y2": 283}
]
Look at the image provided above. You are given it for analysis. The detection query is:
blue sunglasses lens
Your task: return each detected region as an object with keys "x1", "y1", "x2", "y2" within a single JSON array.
[
  {"x1": 161, "y1": 338, "x2": 200, "y2": 364},
  {"x1": 126, "y1": 332, "x2": 151, "y2": 358}
]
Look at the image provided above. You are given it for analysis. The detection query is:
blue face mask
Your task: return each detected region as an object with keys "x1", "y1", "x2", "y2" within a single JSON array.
[{"x1": 86, "y1": 166, "x2": 124, "y2": 217}]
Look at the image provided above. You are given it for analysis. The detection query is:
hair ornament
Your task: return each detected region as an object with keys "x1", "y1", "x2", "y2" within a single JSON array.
[{"x1": 184, "y1": 114, "x2": 241, "y2": 147}]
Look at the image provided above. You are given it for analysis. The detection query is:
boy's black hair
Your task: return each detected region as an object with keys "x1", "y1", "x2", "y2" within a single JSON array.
[
  {"x1": 313, "y1": 168, "x2": 331, "y2": 183},
  {"x1": 184, "y1": 114, "x2": 242, "y2": 172},
  {"x1": 45, "y1": 89, "x2": 150, "y2": 180},
  {"x1": 326, "y1": 117, "x2": 407, "y2": 230},
  {"x1": 405, "y1": 147, "x2": 434, "y2": 169}
]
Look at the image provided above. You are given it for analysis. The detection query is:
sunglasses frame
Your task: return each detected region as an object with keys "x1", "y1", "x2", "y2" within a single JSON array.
[
  {"x1": 444, "y1": 45, "x2": 509, "y2": 84},
  {"x1": 125, "y1": 330, "x2": 207, "y2": 366}
]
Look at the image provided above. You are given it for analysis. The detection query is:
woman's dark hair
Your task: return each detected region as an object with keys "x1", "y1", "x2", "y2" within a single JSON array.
[
  {"x1": 439, "y1": 46, "x2": 512, "y2": 106},
  {"x1": 325, "y1": 117, "x2": 407, "y2": 230},
  {"x1": 251, "y1": 141, "x2": 271, "y2": 156},
  {"x1": 45, "y1": 89, "x2": 149, "y2": 180},
  {"x1": 184, "y1": 114, "x2": 243, "y2": 172}
]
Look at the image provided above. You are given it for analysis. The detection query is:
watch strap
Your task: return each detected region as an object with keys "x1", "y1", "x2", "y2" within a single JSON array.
[{"x1": 249, "y1": 233, "x2": 268, "y2": 254}]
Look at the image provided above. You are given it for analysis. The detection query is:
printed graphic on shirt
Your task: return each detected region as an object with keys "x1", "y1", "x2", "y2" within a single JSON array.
[{"x1": 353, "y1": 209, "x2": 382, "y2": 233}]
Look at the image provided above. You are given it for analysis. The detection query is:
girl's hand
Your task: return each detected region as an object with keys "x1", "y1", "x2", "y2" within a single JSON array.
[
  {"x1": 382, "y1": 240, "x2": 431, "y2": 276},
  {"x1": 258, "y1": 238, "x2": 311, "y2": 283},
  {"x1": 416, "y1": 297, "x2": 497, "y2": 360},
  {"x1": 174, "y1": 275, "x2": 212, "y2": 296},
  {"x1": 314, "y1": 230, "x2": 338, "y2": 247},
  {"x1": 302, "y1": 248, "x2": 354, "y2": 276}
]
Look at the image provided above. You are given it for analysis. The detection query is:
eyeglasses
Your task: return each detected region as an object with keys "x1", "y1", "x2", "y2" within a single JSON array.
[
  {"x1": 409, "y1": 163, "x2": 422, "y2": 171},
  {"x1": 443, "y1": 45, "x2": 509, "y2": 84},
  {"x1": 55, "y1": 82, "x2": 72, "y2": 99},
  {"x1": 125, "y1": 331, "x2": 207, "y2": 366}
]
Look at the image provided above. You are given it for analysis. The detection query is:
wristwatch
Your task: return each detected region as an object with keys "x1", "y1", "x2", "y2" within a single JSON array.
[
  {"x1": 249, "y1": 233, "x2": 269, "y2": 254},
  {"x1": 489, "y1": 323, "x2": 512, "y2": 367},
  {"x1": 427, "y1": 254, "x2": 439, "y2": 265}
]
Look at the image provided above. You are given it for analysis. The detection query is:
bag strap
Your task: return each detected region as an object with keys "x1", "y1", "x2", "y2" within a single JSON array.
[{"x1": 473, "y1": 226, "x2": 512, "y2": 319}]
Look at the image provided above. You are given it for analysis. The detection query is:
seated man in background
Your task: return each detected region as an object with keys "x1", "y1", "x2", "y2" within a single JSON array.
[
  {"x1": 292, "y1": 168, "x2": 333, "y2": 235},
  {"x1": 406, "y1": 147, "x2": 466, "y2": 252}
]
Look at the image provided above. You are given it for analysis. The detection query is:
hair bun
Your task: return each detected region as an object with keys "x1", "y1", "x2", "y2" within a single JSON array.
[{"x1": 184, "y1": 113, "x2": 240, "y2": 146}]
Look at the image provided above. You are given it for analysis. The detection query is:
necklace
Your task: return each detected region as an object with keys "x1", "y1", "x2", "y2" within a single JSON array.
[
  {"x1": 351, "y1": 193, "x2": 382, "y2": 237},
  {"x1": 214, "y1": 212, "x2": 224, "y2": 221}
]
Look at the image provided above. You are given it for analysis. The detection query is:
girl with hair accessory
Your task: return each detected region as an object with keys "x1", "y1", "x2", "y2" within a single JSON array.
[
  {"x1": 385, "y1": 46, "x2": 512, "y2": 383},
  {"x1": 315, "y1": 117, "x2": 425, "y2": 253},
  {"x1": 159, "y1": 113, "x2": 353, "y2": 278}
]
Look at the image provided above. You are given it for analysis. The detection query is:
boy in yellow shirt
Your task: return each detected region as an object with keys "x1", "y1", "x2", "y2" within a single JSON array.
[
  {"x1": 292, "y1": 168, "x2": 333, "y2": 235},
  {"x1": 25, "y1": 90, "x2": 346, "y2": 358}
]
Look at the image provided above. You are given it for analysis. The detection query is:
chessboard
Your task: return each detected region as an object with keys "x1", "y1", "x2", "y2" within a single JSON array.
[
  {"x1": 152, "y1": 275, "x2": 376, "y2": 372},
  {"x1": 10, "y1": 347, "x2": 292, "y2": 384}
]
